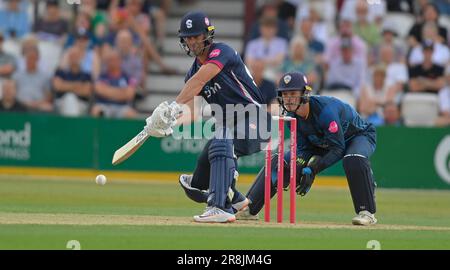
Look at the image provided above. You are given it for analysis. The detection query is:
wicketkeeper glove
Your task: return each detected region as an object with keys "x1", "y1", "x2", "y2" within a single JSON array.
[{"x1": 296, "y1": 155, "x2": 322, "y2": 196}]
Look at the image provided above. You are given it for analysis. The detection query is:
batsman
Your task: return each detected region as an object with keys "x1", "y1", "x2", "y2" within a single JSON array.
[
  {"x1": 240, "y1": 71, "x2": 378, "y2": 225},
  {"x1": 144, "y1": 11, "x2": 271, "y2": 223}
]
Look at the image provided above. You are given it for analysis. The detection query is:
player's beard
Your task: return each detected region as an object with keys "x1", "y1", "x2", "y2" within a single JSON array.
[{"x1": 190, "y1": 43, "x2": 206, "y2": 56}]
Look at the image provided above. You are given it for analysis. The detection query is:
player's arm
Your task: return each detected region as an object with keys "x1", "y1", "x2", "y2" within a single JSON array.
[{"x1": 175, "y1": 63, "x2": 221, "y2": 104}]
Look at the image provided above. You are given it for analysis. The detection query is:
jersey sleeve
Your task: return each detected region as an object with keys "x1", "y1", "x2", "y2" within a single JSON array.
[
  {"x1": 315, "y1": 108, "x2": 346, "y2": 172},
  {"x1": 204, "y1": 43, "x2": 235, "y2": 70}
]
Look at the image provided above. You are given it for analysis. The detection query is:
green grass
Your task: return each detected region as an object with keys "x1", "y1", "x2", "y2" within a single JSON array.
[{"x1": 0, "y1": 176, "x2": 450, "y2": 250}]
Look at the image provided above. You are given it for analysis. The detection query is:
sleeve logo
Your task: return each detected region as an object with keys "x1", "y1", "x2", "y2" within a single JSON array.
[
  {"x1": 205, "y1": 17, "x2": 210, "y2": 26},
  {"x1": 209, "y1": 49, "x2": 221, "y2": 58},
  {"x1": 328, "y1": 121, "x2": 338, "y2": 133}
]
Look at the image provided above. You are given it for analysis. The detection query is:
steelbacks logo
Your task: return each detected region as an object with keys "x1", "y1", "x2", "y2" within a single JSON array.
[
  {"x1": 209, "y1": 49, "x2": 221, "y2": 58},
  {"x1": 328, "y1": 121, "x2": 339, "y2": 133}
]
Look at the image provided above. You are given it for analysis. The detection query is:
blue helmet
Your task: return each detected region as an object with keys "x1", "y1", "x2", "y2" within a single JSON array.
[
  {"x1": 277, "y1": 71, "x2": 313, "y2": 112},
  {"x1": 178, "y1": 11, "x2": 215, "y2": 56}
]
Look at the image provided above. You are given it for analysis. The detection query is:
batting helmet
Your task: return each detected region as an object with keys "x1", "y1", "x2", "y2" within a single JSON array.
[
  {"x1": 178, "y1": 11, "x2": 215, "y2": 56},
  {"x1": 277, "y1": 71, "x2": 313, "y2": 112}
]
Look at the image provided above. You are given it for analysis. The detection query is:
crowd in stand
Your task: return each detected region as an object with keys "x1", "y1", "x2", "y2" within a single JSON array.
[
  {"x1": 245, "y1": 0, "x2": 450, "y2": 126},
  {"x1": 0, "y1": 0, "x2": 449, "y2": 126},
  {"x1": 0, "y1": 0, "x2": 175, "y2": 118}
]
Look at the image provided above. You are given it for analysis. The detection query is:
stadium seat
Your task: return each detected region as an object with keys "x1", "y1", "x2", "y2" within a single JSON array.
[
  {"x1": 401, "y1": 93, "x2": 439, "y2": 127},
  {"x1": 320, "y1": 89, "x2": 357, "y2": 108},
  {"x1": 384, "y1": 13, "x2": 415, "y2": 38}
]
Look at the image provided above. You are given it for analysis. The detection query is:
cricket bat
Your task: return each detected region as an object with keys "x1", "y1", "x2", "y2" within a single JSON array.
[{"x1": 112, "y1": 129, "x2": 150, "y2": 166}]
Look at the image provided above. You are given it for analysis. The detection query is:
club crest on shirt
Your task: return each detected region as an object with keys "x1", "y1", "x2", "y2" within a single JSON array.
[
  {"x1": 209, "y1": 49, "x2": 221, "y2": 58},
  {"x1": 283, "y1": 75, "x2": 291, "y2": 84},
  {"x1": 328, "y1": 121, "x2": 339, "y2": 133}
]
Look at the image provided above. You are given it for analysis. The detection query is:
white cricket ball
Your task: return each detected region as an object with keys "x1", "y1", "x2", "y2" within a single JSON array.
[{"x1": 95, "y1": 174, "x2": 107, "y2": 185}]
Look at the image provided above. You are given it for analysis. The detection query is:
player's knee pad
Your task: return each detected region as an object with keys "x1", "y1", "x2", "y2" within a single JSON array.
[
  {"x1": 343, "y1": 154, "x2": 376, "y2": 214},
  {"x1": 179, "y1": 177, "x2": 209, "y2": 203},
  {"x1": 207, "y1": 139, "x2": 236, "y2": 210}
]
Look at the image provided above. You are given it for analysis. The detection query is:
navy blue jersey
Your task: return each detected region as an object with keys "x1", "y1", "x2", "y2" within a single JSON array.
[
  {"x1": 289, "y1": 96, "x2": 375, "y2": 171},
  {"x1": 185, "y1": 42, "x2": 265, "y2": 112}
]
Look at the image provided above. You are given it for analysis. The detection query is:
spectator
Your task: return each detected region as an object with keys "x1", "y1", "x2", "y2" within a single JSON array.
[
  {"x1": 278, "y1": 0, "x2": 299, "y2": 35},
  {"x1": 138, "y1": 0, "x2": 171, "y2": 50},
  {"x1": 108, "y1": 0, "x2": 175, "y2": 74},
  {"x1": 33, "y1": 0, "x2": 69, "y2": 43},
  {"x1": 296, "y1": 5, "x2": 329, "y2": 45},
  {"x1": 0, "y1": 79, "x2": 26, "y2": 112},
  {"x1": 247, "y1": 3, "x2": 290, "y2": 42},
  {"x1": 61, "y1": 28, "x2": 101, "y2": 80},
  {"x1": 245, "y1": 16, "x2": 288, "y2": 81},
  {"x1": 377, "y1": 44, "x2": 408, "y2": 101},
  {"x1": 13, "y1": 45, "x2": 52, "y2": 112},
  {"x1": 387, "y1": 0, "x2": 414, "y2": 14},
  {"x1": 358, "y1": 65, "x2": 388, "y2": 126},
  {"x1": 340, "y1": 0, "x2": 386, "y2": 25},
  {"x1": 92, "y1": 49, "x2": 137, "y2": 118},
  {"x1": 0, "y1": 0, "x2": 29, "y2": 39},
  {"x1": 80, "y1": 0, "x2": 108, "y2": 31},
  {"x1": 324, "y1": 18, "x2": 367, "y2": 66},
  {"x1": 248, "y1": 60, "x2": 277, "y2": 106},
  {"x1": 383, "y1": 101, "x2": 403, "y2": 126},
  {"x1": 115, "y1": 29, "x2": 144, "y2": 91},
  {"x1": 52, "y1": 47, "x2": 92, "y2": 117},
  {"x1": 0, "y1": 31, "x2": 16, "y2": 79},
  {"x1": 64, "y1": 11, "x2": 96, "y2": 49},
  {"x1": 17, "y1": 35, "x2": 47, "y2": 73},
  {"x1": 379, "y1": 24, "x2": 406, "y2": 63},
  {"x1": 408, "y1": 22, "x2": 450, "y2": 67},
  {"x1": 278, "y1": 36, "x2": 318, "y2": 89},
  {"x1": 408, "y1": 3, "x2": 448, "y2": 47},
  {"x1": 299, "y1": 16, "x2": 325, "y2": 56},
  {"x1": 408, "y1": 40, "x2": 446, "y2": 94},
  {"x1": 108, "y1": 0, "x2": 150, "y2": 45},
  {"x1": 325, "y1": 37, "x2": 366, "y2": 97},
  {"x1": 353, "y1": 0, "x2": 381, "y2": 48}
]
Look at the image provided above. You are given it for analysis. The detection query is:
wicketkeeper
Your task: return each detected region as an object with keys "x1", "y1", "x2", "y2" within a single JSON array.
[{"x1": 239, "y1": 71, "x2": 378, "y2": 225}]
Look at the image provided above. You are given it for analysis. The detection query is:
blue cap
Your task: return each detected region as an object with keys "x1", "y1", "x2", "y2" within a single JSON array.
[
  {"x1": 178, "y1": 11, "x2": 215, "y2": 38},
  {"x1": 277, "y1": 71, "x2": 312, "y2": 93}
]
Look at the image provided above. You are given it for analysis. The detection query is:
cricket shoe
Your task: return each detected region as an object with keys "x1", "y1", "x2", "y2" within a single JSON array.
[
  {"x1": 235, "y1": 206, "x2": 259, "y2": 221},
  {"x1": 193, "y1": 207, "x2": 236, "y2": 223},
  {"x1": 352, "y1": 211, "x2": 377, "y2": 226}
]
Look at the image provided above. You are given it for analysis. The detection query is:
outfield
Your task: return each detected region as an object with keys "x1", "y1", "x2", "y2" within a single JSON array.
[{"x1": 0, "y1": 176, "x2": 449, "y2": 250}]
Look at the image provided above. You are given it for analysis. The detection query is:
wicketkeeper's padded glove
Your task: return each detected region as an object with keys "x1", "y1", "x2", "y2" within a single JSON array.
[{"x1": 296, "y1": 155, "x2": 322, "y2": 196}]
